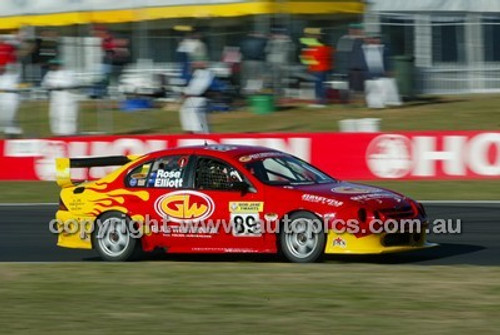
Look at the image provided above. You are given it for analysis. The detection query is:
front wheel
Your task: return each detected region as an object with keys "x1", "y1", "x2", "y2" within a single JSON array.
[
  {"x1": 279, "y1": 212, "x2": 326, "y2": 263},
  {"x1": 92, "y1": 212, "x2": 138, "y2": 262}
]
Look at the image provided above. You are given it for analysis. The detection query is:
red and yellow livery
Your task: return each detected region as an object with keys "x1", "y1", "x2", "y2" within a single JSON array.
[{"x1": 55, "y1": 145, "x2": 436, "y2": 262}]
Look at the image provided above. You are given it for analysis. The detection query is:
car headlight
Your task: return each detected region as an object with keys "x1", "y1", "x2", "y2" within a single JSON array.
[{"x1": 417, "y1": 202, "x2": 427, "y2": 217}]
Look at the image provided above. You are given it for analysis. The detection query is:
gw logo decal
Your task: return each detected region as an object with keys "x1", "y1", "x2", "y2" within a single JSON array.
[{"x1": 155, "y1": 190, "x2": 215, "y2": 222}]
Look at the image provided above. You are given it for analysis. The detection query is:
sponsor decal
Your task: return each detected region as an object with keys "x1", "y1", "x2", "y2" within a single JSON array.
[
  {"x1": 351, "y1": 193, "x2": 402, "y2": 202},
  {"x1": 131, "y1": 173, "x2": 147, "y2": 179},
  {"x1": 333, "y1": 236, "x2": 347, "y2": 248},
  {"x1": 331, "y1": 185, "x2": 381, "y2": 194},
  {"x1": 154, "y1": 190, "x2": 215, "y2": 223},
  {"x1": 229, "y1": 202, "x2": 263, "y2": 236},
  {"x1": 178, "y1": 156, "x2": 188, "y2": 168},
  {"x1": 151, "y1": 224, "x2": 218, "y2": 236},
  {"x1": 68, "y1": 198, "x2": 84, "y2": 211},
  {"x1": 239, "y1": 156, "x2": 252, "y2": 163},
  {"x1": 264, "y1": 213, "x2": 279, "y2": 221},
  {"x1": 206, "y1": 145, "x2": 237, "y2": 152},
  {"x1": 238, "y1": 152, "x2": 285, "y2": 163},
  {"x1": 152, "y1": 169, "x2": 183, "y2": 188},
  {"x1": 302, "y1": 194, "x2": 343, "y2": 207},
  {"x1": 229, "y1": 202, "x2": 264, "y2": 213},
  {"x1": 131, "y1": 163, "x2": 151, "y2": 180},
  {"x1": 129, "y1": 178, "x2": 138, "y2": 187}
]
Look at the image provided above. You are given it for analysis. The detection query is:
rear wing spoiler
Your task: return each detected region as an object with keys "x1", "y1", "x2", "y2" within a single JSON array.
[{"x1": 55, "y1": 155, "x2": 139, "y2": 188}]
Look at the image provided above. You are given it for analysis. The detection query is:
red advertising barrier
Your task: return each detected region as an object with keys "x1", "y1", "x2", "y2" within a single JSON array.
[{"x1": 1, "y1": 131, "x2": 499, "y2": 181}]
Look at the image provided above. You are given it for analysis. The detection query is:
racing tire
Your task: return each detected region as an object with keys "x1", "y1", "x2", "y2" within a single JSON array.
[
  {"x1": 279, "y1": 212, "x2": 326, "y2": 263},
  {"x1": 92, "y1": 211, "x2": 140, "y2": 262}
]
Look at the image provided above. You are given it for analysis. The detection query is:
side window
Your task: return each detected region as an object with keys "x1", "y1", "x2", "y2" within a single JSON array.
[
  {"x1": 127, "y1": 155, "x2": 189, "y2": 188},
  {"x1": 195, "y1": 157, "x2": 243, "y2": 191},
  {"x1": 149, "y1": 155, "x2": 189, "y2": 188}
]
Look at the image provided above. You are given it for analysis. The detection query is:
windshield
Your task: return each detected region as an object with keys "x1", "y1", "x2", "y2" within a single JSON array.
[{"x1": 244, "y1": 155, "x2": 335, "y2": 185}]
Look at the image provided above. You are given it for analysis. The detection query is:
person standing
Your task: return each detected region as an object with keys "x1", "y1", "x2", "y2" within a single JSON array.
[
  {"x1": 0, "y1": 37, "x2": 16, "y2": 69},
  {"x1": 179, "y1": 61, "x2": 213, "y2": 134},
  {"x1": 266, "y1": 26, "x2": 294, "y2": 98},
  {"x1": 32, "y1": 30, "x2": 59, "y2": 85},
  {"x1": 240, "y1": 31, "x2": 268, "y2": 95},
  {"x1": 222, "y1": 46, "x2": 242, "y2": 97},
  {"x1": 42, "y1": 59, "x2": 79, "y2": 136},
  {"x1": 300, "y1": 28, "x2": 333, "y2": 107},
  {"x1": 336, "y1": 23, "x2": 366, "y2": 95},
  {"x1": 362, "y1": 34, "x2": 401, "y2": 108},
  {"x1": 176, "y1": 27, "x2": 208, "y2": 84},
  {"x1": 0, "y1": 65, "x2": 22, "y2": 137}
]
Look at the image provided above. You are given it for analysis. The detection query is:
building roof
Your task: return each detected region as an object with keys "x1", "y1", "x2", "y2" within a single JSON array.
[
  {"x1": 371, "y1": 0, "x2": 500, "y2": 13},
  {"x1": 0, "y1": 0, "x2": 364, "y2": 30}
]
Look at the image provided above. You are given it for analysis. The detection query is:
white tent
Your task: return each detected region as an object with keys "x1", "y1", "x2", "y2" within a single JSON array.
[{"x1": 371, "y1": 0, "x2": 500, "y2": 12}]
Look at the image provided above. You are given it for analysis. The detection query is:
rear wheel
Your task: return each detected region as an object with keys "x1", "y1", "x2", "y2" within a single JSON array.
[
  {"x1": 92, "y1": 212, "x2": 138, "y2": 262},
  {"x1": 279, "y1": 212, "x2": 326, "y2": 263}
]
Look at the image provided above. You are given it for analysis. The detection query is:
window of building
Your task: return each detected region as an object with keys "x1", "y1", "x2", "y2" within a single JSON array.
[
  {"x1": 432, "y1": 17, "x2": 465, "y2": 64},
  {"x1": 483, "y1": 17, "x2": 500, "y2": 62},
  {"x1": 381, "y1": 17, "x2": 414, "y2": 56}
]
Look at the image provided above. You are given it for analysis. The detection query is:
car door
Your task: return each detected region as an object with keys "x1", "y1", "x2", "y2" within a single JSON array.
[
  {"x1": 188, "y1": 155, "x2": 268, "y2": 252},
  {"x1": 124, "y1": 154, "x2": 195, "y2": 251}
]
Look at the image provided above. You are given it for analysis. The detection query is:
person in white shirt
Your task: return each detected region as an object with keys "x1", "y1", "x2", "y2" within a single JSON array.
[
  {"x1": 362, "y1": 35, "x2": 402, "y2": 108},
  {"x1": 0, "y1": 65, "x2": 22, "y2": 136},
  {"x1": 42, "y1": 59, "x2": 79, "y2": 136},
  {"x1": 179, "y1": 61, "x2": 213, "y2": 134}
]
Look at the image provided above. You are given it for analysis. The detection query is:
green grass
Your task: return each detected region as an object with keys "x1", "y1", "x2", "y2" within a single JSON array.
[
  {"x1": 0, "y1": 181, "x2": 60, "y2": 203},
  {"x1": 0, "y1": 263, "x2": 498, "y2": 334},
  {"x1": 1, "y1": 180, "x2": 500, "y2": 203},
  {"x1": 15, "y1": 95, "x2": 500, "y2": 138}
]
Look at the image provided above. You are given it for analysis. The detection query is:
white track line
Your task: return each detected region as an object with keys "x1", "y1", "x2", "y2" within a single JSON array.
[
  {"x1": 421, "y1": 200, "x2": 500, "y2": 204},
  {"x1": 0, "y1": 203, "x2": 58, "y2": 206}
]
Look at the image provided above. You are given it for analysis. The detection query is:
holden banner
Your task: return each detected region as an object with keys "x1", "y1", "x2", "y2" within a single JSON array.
[{"x1": 1, "y1": 131, "x2": 499, "y2": 181}]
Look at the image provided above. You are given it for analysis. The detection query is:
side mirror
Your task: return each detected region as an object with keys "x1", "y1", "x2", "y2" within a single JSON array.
[{"x1": 231, "y1": 181, "x2": 250, "y2": 193}]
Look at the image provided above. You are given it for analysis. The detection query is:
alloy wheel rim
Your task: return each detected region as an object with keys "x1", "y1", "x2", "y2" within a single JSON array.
[
  {"x1": 285, "y1": 218, "x2": 319, "y2": 259},
  {"x1": 97, "y1": 218, "x2": 130, "y2": 257}
]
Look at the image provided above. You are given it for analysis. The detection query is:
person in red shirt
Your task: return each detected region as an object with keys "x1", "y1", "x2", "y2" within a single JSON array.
[
  {"x1": 300, "y1": 28, "x2": 333, "y2": 107},
  {"x1": 0, "y1": 37, "x2": 16, "y2": 68}
]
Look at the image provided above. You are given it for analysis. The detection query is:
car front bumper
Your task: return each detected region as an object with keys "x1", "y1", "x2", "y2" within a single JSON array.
[{"x1": 324, "y1": 230, "x2": 438, "y2": 254}]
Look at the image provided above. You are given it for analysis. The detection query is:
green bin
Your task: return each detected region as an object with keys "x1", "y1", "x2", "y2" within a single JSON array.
[
  {"x1": 393, "y1": 55, "x2": 415, "y2": 99},
  {"x1": 248, "y1": 94, "x2": 275, "y2": 115}
]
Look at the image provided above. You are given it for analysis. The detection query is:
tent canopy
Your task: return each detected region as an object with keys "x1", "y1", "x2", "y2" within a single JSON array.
[
  {"x1": 0, "y1": 0, "x2": 364, "y2": 30},
  {"x1": 371, "y1": 0, "x2": 500, "y2": 13}
]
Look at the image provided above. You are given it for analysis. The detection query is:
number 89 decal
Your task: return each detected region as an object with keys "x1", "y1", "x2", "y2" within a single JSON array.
[{"x1": 231, "y1": 213, "x2": 262, "y2": 236}]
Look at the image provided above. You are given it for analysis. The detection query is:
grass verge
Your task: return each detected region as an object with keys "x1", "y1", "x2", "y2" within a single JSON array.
[
  {"x1": 0, "y1": 263, "x2": 498, "y2": 334},
  {"x1": 14, "y1": 94, "x2": 500, "y2": 137}
]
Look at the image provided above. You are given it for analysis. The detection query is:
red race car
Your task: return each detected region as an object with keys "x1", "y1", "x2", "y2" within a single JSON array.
[{"x1": 55, "y1": 144, "x2": 436, "y2": 262}]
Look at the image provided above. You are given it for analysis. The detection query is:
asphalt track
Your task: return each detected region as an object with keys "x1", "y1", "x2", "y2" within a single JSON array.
[{"x1": 0, "y1": 203, "x2": 498, "y2": 265}]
